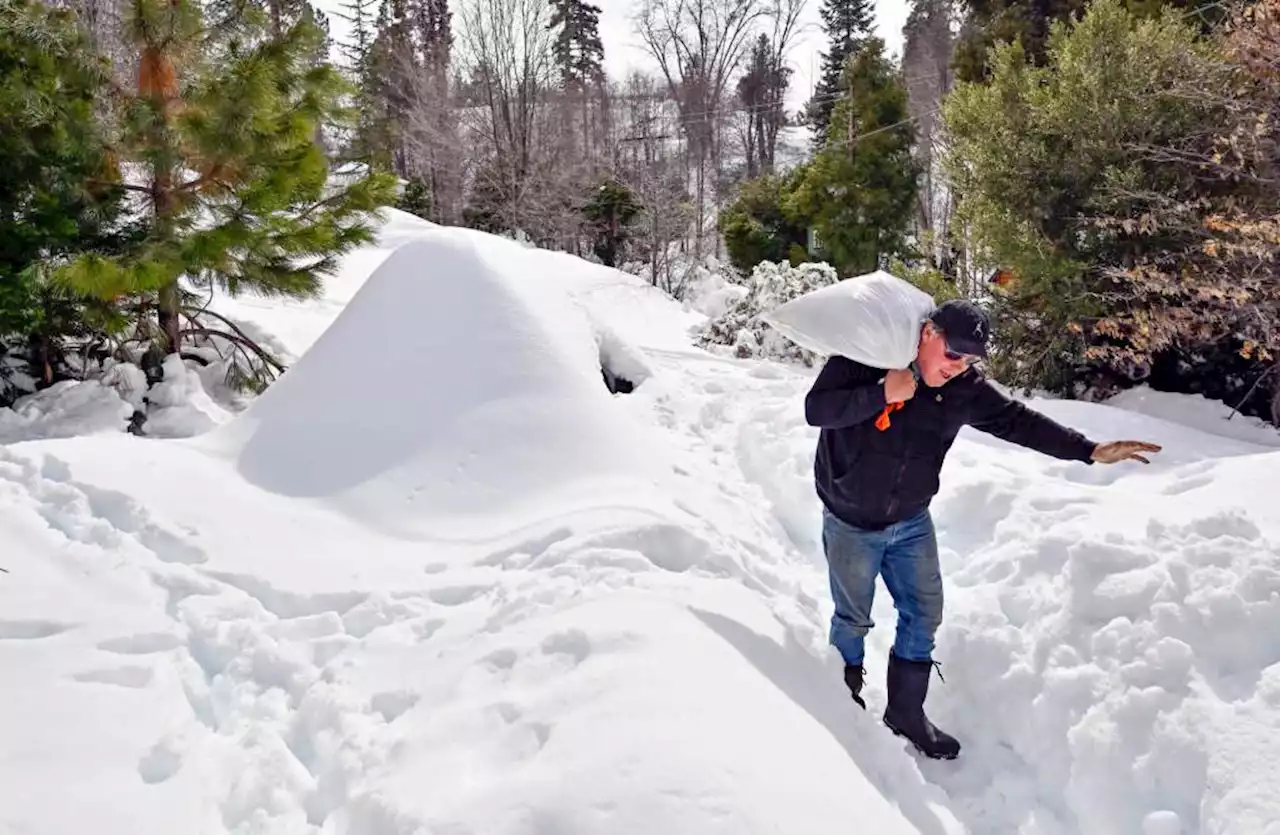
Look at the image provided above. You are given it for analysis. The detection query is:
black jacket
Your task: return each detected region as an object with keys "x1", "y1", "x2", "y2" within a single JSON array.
[{"x1": 805, "y1": 355, "x2": 1098, "y2": 530}]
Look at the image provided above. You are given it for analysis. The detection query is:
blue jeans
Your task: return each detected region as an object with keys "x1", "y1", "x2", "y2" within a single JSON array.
[{"x1": 821, "y1": 507, "x2": 944, "y2": 665}]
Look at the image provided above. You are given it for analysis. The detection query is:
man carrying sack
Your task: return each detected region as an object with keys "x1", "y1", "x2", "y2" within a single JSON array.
[{"x1": 767, "y1": 279, "x2": 1161, "y2": 760}]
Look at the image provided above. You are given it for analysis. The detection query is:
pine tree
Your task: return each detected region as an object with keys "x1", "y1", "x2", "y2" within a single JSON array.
[
  {"x1": 365, "y1": 0, "x2": 414, "y2": 173},
  {"x1": 787, "y1": 38, "x2": 917, "y2": 274},
  {"x1": 805, "y1": 0, "x2": 875, "y2": 147},
  {"x1": 549, "y1": 0, "x2": 605, "y2": 89},
  {"x1": 54, "y1": 0, "x2": 396, "y2": 375},
  {"x1": 335, "y1": 0, "x2": 382, "y2": 164},
  {"x1": 581, "y1": 179, "x2": 639, "y2": 267},
  {"x1": 0, "y1": 0, "x2": 134, "y2": 400},
  {"x1": 335, "y1": 0, "x2": 377, "y2": 70},
  {"x1": 952, "y1": 0, "x2": 1224, "y2": 83},
  {"x1": 719, "y1": 169, "x2": 810, "y2": 273},
  {"x1": 737, "y1": 34, "x2": 790, "y2": 177},
  {"x1": 416, "y1": 0, "x2": 452, "y2": 76},
  {"x1": 549, "y1": 0, "x2": 605, "y2": 167}
]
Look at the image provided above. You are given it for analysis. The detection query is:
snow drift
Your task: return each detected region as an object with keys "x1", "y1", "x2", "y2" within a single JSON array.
[
  {"x1": 2, "y1": 208, "x2": 1279, "y2": 835},
  {"x1": 214, "y1": 233, "x2": 668, "y2": 538}
]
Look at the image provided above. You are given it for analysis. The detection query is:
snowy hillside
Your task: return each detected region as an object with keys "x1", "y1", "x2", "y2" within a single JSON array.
[{"x1": 2, "y1": 209, "x2": 1279, "y2": 835}]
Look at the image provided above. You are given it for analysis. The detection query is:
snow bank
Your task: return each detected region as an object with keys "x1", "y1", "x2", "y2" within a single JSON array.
[
  {"x1": 4, "y1": 206, "x2": 1278, "y2": 835},
  {"x1": 0, "y1": 378, "x2": 133, "y2": 442},
  {"x1": 1105, "y1": 384, "x2": 1280, "y2": 448},
  {"x1": 141, "y1": 355, "x2": 234, "y2": 438},
  {"x1": 215, "y1": 232, "x2": 670, "y2": 539},
  {"x1": 0, "y1": 356, "x2": 233, "y2": 444},
  {"x1": 926, "y1": 424, "x2": 1280, "y2": 835}
]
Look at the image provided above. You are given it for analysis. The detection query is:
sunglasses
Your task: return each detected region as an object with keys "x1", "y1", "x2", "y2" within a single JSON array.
[{"x1": 928, "y1": 322, "x2": 980, "y2": 364}]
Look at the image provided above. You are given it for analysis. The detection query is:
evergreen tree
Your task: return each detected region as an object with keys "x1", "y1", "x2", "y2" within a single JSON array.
[
  {"x1": 416, "y1": 0, "x2": 452, "y2": 78},
  {"x1": 335, "y1": 0, "x2": 377, "y2": 70},
  {"x1": 953, "y1": 0, "x2": 1087, "y2": 82},
  {"x1": 549, "y1": 0, "x2": 605, "y2": 89},
  {"x1": 719, "y1": 171, "x2": 809, "y2": 273},
  {"x1": 737, "y1": 34, "x2": 790, "y2": 177},
  {"x1": 549, "y1": 0, "x2": 605, "y2": 167},
  {"x1": 259, "y1": 0, "x2": 310, "y2": 38},
  {"x1": 581, "y1": 179, "x2": 639, "y2": 267},
  {"x1": 952, "y1": 0, "x2": 1225, "y2": 83},
  {"x1": 366, "y1": 0, "x2": 414, "y2": 173},
  {"x1": 335, "y1": 0, "x2": 382, "y2": 164},
  {"x1": 396, "y1": 176, "x2": 433, "y2": 218},
  {"x1": 942, "y1": 0, "x2": 1222, "y2": 394},
  {"x1": 805, "y1": 0, "x2": 875, "y2": 147},
  {"x1": 0, "y1": 0, "x2": 134, "y2": 401},
  {"x1": 787, "y1": 38, "x2": 917, "y2": 274},
  {"x1": 54, "y1": 0, "x2": 396, "y2": 376}
]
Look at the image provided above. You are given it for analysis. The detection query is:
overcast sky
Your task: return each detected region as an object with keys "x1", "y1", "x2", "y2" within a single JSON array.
[{"x1": 314, "y1": 0, "x2": 911, "y2": 114}]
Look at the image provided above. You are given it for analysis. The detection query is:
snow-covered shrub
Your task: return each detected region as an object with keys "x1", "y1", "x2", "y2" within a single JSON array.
[
  {"x1": 677, "y1": 259, "x2": 748, "y2": 319},
  {"x1": 697, "y1": 260, "x2": 839, "y2": 365},
  {"x1": 619, "y1": 250, "x2": 746, "y2": 309}
]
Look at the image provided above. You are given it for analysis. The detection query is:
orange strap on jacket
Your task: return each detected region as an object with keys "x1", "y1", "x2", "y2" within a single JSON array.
[{"x1": 876, "y1": 401, "x2": 904, "y2": 431}]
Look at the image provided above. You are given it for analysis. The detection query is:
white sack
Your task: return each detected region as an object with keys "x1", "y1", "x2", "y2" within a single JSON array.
[{"x1": 758, "y1": 270, "x2": 936, "y2": 370}]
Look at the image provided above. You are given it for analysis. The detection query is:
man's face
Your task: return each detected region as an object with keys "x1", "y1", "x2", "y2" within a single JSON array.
[{"x1": 916, "y1": 323, "x2": 979, "y2": 387}]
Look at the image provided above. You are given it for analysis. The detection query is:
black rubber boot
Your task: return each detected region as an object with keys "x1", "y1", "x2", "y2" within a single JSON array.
[
  {"x1": 843, "y1": 664, "x2": 866, "y2": 709},
  {"x1": 882, "y1": 651, "x2": 960, "y2": 760}
]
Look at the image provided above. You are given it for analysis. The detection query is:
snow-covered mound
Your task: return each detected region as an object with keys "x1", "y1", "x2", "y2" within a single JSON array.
[
  {"x1": 206, "y1": 208, "x2": 443, "y2": 362},
  {"x1": 211, "y1": 233, "x2": 667, "y2": 538},
  {"x1": 1105, "y1": 384, "x2": 1280, "y2": 449},
  {"x1": 0, "y1": 354, "x2": 234, "y2": 443},
  {"x1": 2, "y1": 210, "x2": 1278, "y2": 835}
]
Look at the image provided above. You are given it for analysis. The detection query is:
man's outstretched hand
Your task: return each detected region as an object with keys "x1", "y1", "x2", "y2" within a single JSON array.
[{"x1": 1091, "y1": 440, "x2": 1163, "y2": 464}]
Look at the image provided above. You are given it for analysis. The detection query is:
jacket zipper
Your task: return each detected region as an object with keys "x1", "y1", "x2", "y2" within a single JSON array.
[
  {"x1": 884, "y1": 361, "x2": 921, "y2": 519},
  {"x1": 885, "y1": 456, "x2": 907, "y2": 519}
]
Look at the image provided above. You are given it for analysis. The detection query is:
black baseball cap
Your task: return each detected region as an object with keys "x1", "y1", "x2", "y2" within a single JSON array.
[{"x1": 928, "y1": 299, "x2": 990, "y2": 358}]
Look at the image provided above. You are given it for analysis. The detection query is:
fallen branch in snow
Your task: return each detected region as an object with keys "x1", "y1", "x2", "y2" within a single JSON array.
[
  {"x1": 180, "y1": 327, "x2": 284, "y2": 373},
  {"x1": 181, "y1": 308, "x2": 287, "y2": 373},
  {"x1": 1228, "y1": 362, "x2": 1279, "y2": 421}
]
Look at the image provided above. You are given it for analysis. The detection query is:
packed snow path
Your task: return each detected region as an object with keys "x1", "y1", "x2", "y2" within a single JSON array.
[
  {"x1": 3, "y1": 220, "x2": 1279, "y2": 835},
  {"x1": 629, "y1": 345, "x2": 1280, "y2": 835}
]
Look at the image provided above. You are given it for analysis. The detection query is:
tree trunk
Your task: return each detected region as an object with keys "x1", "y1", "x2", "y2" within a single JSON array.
[{"x1": 158, "y1": 282, "x2": 181, "y2": 355}]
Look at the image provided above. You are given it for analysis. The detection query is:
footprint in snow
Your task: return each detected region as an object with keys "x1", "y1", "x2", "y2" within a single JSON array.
[
  {"x1": 74, "y1": 665, "x2": 154, "y2": 688},
  {"x1": 482, "y1": 647, "x2": 519, "y2": 671},
  {"x1": 476, "y1": 526, "x2": 575, "y2": 568},
  {"x1": 0, "y1": 619, "x2": 76, "y2": 640},
  {"x1": 371, "y1": 690, "x2": 420, "y2": 723},
  {"x1": 540, "y1": 629, "x2": 592, "y2": 667},
  {"x1": 97, "y1": 632, "x2": 184, "y2": 655},
  {"x1": 1162, "y1": 474, "x2": 1215, "y2": 496},
  {"x1": 491, "y1": 702, "x2": 552, "y2": 752},
  {"x1": 428, "y1": 584, "x2": 489, "y2": 606},
  {"x1": 137, "y1": 737, "x2": 185, "y2": 784}
]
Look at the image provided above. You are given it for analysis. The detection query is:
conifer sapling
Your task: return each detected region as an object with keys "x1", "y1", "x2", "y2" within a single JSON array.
[{"x1": 55, "y1": 0, "x2": 396, "y2": 388}]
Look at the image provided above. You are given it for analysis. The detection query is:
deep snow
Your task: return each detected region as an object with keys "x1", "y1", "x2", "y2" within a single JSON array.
[{"x1": 1, "y1": 209, "x2": 1278, "y2": 835}]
